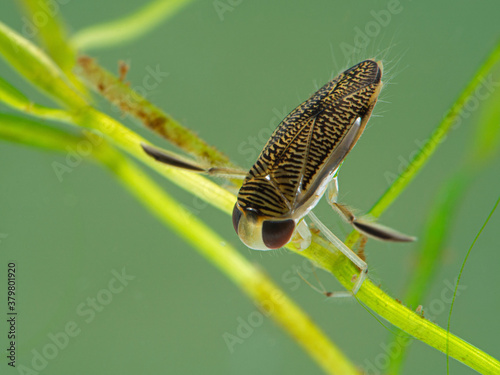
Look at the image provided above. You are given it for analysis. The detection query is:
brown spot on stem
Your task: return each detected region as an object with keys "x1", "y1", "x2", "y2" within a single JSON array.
[
  {"x1": 77, "y1": 55, "x2": 93, "y2": 67},
  {"x1": 148, "y1": 116, "x2": 168, "y2": 132},
  {"x1": 118, "y1": 60, "x2": 129, "y2": 82}
]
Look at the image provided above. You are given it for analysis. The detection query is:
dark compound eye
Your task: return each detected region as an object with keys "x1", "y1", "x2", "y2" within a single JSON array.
[
  {"x1": 262, "y1": 219, "x2": 295, "y2": 249},
  {"x1": 232, "y1": 204, "x2": 242, "y2": 234}
]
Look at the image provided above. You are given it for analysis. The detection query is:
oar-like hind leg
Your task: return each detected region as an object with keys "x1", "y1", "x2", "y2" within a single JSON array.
[
  {"x1": 141, "y1": 143, "x2": 248, "y2": 179},
  {"x1": 327, "y1": 176, "x2": 416, "y2": 242}
]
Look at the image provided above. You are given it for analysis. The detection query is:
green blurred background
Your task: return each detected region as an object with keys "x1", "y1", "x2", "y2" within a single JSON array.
[{"x1": 1, "y1": 0, "x2": 500, "y2": 374}]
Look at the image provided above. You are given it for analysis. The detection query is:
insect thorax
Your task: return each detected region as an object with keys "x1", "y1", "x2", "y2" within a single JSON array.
[{"x1": 236, "y1": 176, "x2": 291, "y2": 218}]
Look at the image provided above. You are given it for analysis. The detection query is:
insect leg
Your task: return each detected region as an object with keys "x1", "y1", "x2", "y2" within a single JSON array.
[
  {"x1": 293, "y1": 219, "x2": 312, "y2": 250},
  {"x1": 297, "y1": 267, "x2": 352, "y2": 298},
  {"x1": 326, "y1": 177, "x2": 416, "y2": 242},
  {"x1": 307, "y1": 212, "x2": 367, "y2": 296},
  {"x1": 141, "y1": 143, "x2": 247, "y2": 179}
]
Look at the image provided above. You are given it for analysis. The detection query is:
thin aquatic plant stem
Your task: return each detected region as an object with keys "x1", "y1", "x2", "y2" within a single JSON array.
[
  {"x1": 446, "y1": 195, "x2": 500, "y2": 373},
  {"x1": 71, "y1": 0, "x2": 196, "y2": 51}
]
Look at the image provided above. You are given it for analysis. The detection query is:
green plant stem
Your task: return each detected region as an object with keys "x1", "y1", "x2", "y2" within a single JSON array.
[
  {"x1": 19, "y1": 0, "x2": 75, "y2": 72},
  {"x1": 386, "y1": 172, "x2": 471, "y2": 374},
  {"x1": 0, "y1": 113, "x2": 360, "y2": 375},
  {"x1": 403, "y1": 173, "x2": 471, "y2": 306},
  {"x1": 70, "y1": 0, "x2": 195, "y2": 51},
  {"x1": 288, "y1": 238, "x2": 500, "y2": 375},
  {"x1": 0, "y1": 21, "x2": 86, "y2": 109},
  {"x1": 18, "y1": 0, "x2": 88, "y2": 95},
  {"x1": 345, "y1": 40, "x2": 500, "y2": 248},
  {"x1": 469, "y1": 63, "x2": 500, "y2": 167},
  {"x1": 0, "y1": 76, "x2": 73, "y2": 122},
  {"x1": 0, "y1": 113, "x2": 80, "y2": 150}
]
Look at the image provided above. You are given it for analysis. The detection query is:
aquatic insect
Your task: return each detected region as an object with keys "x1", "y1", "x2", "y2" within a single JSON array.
[{"x1": 142, "y1": 59, "x2": 414, "y2": 294}]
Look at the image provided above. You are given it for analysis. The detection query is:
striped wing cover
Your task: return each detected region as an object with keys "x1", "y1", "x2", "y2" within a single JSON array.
[{"x1": 237, "y1": 60, "x2": 382, "y2": 218}]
